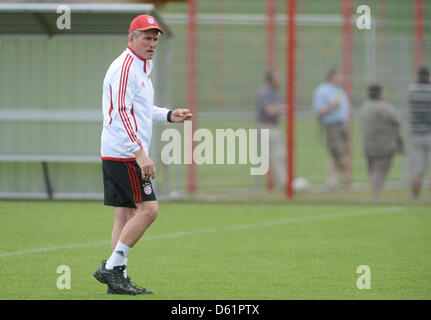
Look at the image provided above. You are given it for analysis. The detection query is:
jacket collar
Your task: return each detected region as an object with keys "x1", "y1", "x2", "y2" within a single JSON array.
[{"x1": 126, "y1": 46, "x2": 153, "y2": 75}]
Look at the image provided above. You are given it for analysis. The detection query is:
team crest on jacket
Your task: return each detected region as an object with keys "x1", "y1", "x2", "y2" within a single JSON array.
[
  {"x1": 144, "y1": 185, "x2": 152, "y2": 195},
  {"x1": 142, "y1": 81, "x2": 145, "y2": 87}
]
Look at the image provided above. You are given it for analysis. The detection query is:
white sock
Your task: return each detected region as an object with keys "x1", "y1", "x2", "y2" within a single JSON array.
[
  {"x1": 106, "y1": 241, "x2": 131, "y2": 270},
  {"x1": 123, "y1": 258, "x2": 128, "y2": 278}
]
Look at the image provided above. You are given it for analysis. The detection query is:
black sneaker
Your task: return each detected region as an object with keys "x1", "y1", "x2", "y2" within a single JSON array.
[
  {"x1": 125, "y1": 277, "x2": 154, "y2": 295},
  {"x1": 106, "y1": 277, "x2": 154, "y2": 295},
  {"x1": 93, "y1": 261, "x2": 138, "y2": 295}
]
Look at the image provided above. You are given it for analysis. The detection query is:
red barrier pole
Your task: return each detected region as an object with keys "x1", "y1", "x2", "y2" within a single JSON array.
[
  {"x1": 342, "y1": 0, "x2": 353, "y2": 188},
  {"x1": 266, "y1": 0, "x2": 276, "y2": 70},
  {"x1": 266, "y1": 0, "x2": 276, "y2": 191},
  {"x1": 187, "y1": 0, "x2": 197, "y2": 194},
  {"x1": 415, "y1": 0, "x2": 424, "y2": 71},
  {"x1": 285, "y1": 0, "x2": 296, "y2": 199}
]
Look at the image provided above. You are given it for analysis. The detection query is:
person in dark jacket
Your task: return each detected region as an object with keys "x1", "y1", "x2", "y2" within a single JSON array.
[
  {"x1": 360, "y1": 84, "x2": 402, "y2": 198},
  {"x1": 256, "y1": 70, "x2": 286, "y2": 189}
]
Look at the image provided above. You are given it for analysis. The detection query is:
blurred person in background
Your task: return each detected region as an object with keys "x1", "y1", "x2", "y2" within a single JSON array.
[
  {"x1": 360, "y1": 84, "x2": 403, "y2": 199},
  {"x1": 313, "y1": 67, "x2": 351, "y2": 190},
  {"x1": 256, "y1": 70, "x2": 286, "y2": 189},
  {"x1": 408, "y1": 65, "x2": 431, "y2": 200}
]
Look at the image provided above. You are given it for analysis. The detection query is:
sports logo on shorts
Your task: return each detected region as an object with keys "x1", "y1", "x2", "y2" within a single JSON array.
[
  {"x1": 147, "y1": 17, "x2": 155, "y2": 24},
  {"x1": 144, "y1": 185, "x2": 152, "y2": 195}
]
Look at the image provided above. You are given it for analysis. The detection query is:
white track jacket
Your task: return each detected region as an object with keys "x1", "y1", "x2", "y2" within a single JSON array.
[{"x1": 101, "y1": 46, "x2": 169, "y2": 161}]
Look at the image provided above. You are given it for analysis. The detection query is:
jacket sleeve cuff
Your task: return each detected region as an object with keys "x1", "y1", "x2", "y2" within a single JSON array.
[
  {"x1": 129, "y1": 143, "x2": 142, "y2": 154},
  {"x1": 152, "y1": 105, "x2": 170, "y2": 123}
]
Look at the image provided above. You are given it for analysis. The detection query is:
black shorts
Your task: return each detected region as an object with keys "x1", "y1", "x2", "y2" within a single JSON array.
[{"x1": 102, "y1": 160, "x2": 156, "y2": 208}]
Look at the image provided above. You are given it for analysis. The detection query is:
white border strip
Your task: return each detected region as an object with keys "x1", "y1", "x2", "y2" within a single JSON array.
[{"x1": 0, "y1": 3, "x2": 155, "y2": 13}]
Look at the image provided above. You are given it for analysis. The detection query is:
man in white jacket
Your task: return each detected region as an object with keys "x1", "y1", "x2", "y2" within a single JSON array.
[{"x1": 93, "y1": 14, "x2": 192, "y2": 295}]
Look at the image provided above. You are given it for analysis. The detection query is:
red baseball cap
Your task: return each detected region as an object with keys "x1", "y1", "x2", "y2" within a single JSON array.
[{"x1": 129, "y1": 15, "x2": 164, "y2": 35}]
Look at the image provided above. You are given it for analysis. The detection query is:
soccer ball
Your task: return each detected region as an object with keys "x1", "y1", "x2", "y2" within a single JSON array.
[{"x1": 292, "y1": 177, "x2": 309, "y2": 192}]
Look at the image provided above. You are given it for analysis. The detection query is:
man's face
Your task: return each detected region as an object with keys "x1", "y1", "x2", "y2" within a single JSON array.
[
  {"x1": 330, "y1": 71, "x2": 342, "y2": 86},
  {"x1": 129, "y1": 29, "x2": 159, "y2": 60},
  {"x1": 270, "y1": 71, "x2": 281, "y2": 88}
]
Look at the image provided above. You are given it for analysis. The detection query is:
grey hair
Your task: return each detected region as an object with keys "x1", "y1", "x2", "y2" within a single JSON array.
[{"x1": 131, "y1": 30, "x2": 142, "y2": 38}]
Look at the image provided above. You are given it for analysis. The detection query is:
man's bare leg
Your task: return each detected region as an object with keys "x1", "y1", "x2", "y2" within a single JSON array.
[
  {"x1": 105, "y1": 201, "x2": 158, "y2": 270},
  {"x1": 411, "y1": 173, "x2": 423, "y2": 200},
  {"x1": 118, "y1": 201, "x2": 158, "y2": 247},
  {"x1": 94, "y1": 202, "x2": 157, "y2": 295},
  {"x1": 370, "y1": 168, "x2": 381, "y2": 199},
  {"x1": 342, "y1": 154, "x2": 351, "y2": 189},
  {"x1": 109, "y1": 207, "x2": 135, "y2": 278},
  {"x1": 111, "y1": 207, "x2": 135, "y2": 250},
  {"x1": 326, "y1": 159, "x2": 337, "y2": 190}
]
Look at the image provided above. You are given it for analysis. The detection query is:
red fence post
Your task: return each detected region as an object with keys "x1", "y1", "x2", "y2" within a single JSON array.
[
  {"x1": 342, "y1": 0, "x2": 353, "y2": 188},
  {"x1": 286, "y1": 0, "x2": 296, "y2": 199},
  {"x1": 187, "y1": 0, "x2": 197, "y2": 194},
  {"x1": 266, "y1": 0, "x2": 276, "y2": 191},
  {"x1": 266, "y1": 0, "x2": 276, "y2": 71},
  {"x1": 415, "y1": 0, "x2": 424, "y2": 72}
]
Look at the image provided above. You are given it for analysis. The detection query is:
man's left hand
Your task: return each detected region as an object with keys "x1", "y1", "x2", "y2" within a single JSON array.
[{"x1": 170, "y1": 109, "x2": 193, "y2": 123}]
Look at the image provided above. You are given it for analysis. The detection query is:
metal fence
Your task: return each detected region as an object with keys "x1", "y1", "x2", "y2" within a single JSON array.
[
  {"x1": 0, "y1": 1, "x2": 430, "y2": 200},
  {"x1": 162, "y1": 1, "x2": 430, "y2": 196}
]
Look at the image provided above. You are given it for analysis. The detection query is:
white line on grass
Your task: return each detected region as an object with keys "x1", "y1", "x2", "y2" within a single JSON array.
[{"x1": 0, "y1": 206, "x2": 404, "y2": 258}]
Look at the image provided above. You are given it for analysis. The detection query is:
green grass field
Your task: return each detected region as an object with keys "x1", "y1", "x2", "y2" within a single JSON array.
[{"x1": 1, "y1": 200, "x2": 430, "y2": 300}]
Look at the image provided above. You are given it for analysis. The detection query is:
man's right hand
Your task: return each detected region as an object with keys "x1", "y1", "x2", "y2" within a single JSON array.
[
  {"x1": 319, "y1": 97, "x2": 341, "y2": 117},
  {"x1": 329, "y1": 97, "x2": 341, "y2": 109},
  {"x1": 266, "y1": 103, "x2": 284, "y2": 116},
  {"x1": 134, "y1": 149, "x2": 156, "y2": 179}
]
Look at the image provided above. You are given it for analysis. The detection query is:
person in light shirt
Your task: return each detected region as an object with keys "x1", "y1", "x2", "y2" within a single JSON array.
[{"x1": 313, "y1": 67, "x2": 351, "y2": 190}]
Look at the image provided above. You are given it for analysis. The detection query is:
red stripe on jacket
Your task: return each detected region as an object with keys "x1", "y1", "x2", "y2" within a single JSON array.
[
  {"x1": 119, "y1": 54, "x2": 143, "y2": 149},
  {"x1": 117, "y1": 55, "x2": 135, "y2": 143},
  {"x1": 121, "y1": 56, "x2": 142, "y2": 148},
  {"x1": 120, "y1": 55, "x2": 138, "y2": 142},
  {"x1": 131, "y1": 104, "x2": 138, "y2": 132},
  {"x1": 108, "y1": 85, "x2": 114, "y2": 125}
]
